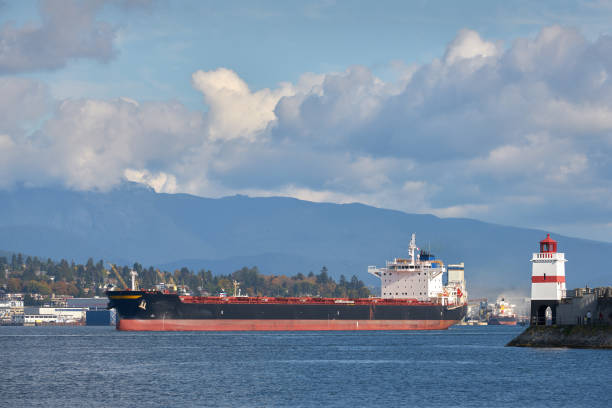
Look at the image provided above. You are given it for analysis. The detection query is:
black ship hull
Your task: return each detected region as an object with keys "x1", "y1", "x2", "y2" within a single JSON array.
[{"x1": 108, "y1": 291, "x2": 467, "y2": 331}]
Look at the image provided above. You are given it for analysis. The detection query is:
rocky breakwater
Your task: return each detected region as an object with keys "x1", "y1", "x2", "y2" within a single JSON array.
[{"x1": 507, "y1": 325, "x2": 612, "y2": 349}]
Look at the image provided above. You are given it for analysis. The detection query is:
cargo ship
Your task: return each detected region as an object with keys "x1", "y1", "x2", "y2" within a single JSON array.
[
  {"x1": 488, "y1": 297, "x2": 517, "y2": 326},
  {"x1": 107, "y1": 234, "x2": 467, "y2": 331}
]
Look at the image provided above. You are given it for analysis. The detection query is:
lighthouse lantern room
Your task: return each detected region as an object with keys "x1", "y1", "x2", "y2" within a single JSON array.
[{"x1": 530, "y1": 234, "x2": 567, "y2": 325}]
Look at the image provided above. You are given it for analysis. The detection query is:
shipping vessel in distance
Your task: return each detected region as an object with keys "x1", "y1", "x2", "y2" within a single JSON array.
[
  {"x1": 488, "y1": 298, "x2": 518, "y2": 326},
  {"x1": 107, "y1": 234, "x2": 467, "y2": 331}
]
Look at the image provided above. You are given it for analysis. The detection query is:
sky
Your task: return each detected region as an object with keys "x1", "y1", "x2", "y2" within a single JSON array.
[{"x1": 2, "y1": 0, "x2": 612, "y2": 242}]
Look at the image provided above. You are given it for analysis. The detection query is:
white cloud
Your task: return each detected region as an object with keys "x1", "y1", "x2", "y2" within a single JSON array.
[
  {"x1": 0, "y1": 77, "x2": 51, "y2": 132},
  {"x1": 0, "y1": 0, "x2": 151, "y2": 74},
  {"x1": 243, "y1": 185, "x2": 363, "y2": 205},
  {"x1": 533, "y1": 99, "x2": 612, "y2": 134},
  {"x1": 505, "y1": 25, "x2": 585, "y2": 74},
  {"x1": 0, "y1": 96, "x2": 204, "y2": 191},
  {"x1": 469, "y1": 133, "x2": 588, "y2": 183},
  {"x1": 444, "y1": 29, "x2": 501, "y2": 64},
  {"x1": 192, "y1": 67, "x2": 299, "y2": 141},
  {"x1": 272, "y1": 66, "x2": 389, "y2": 147},
  {"x1": 124, "y1": 168, "x2": 177, "y2": 193},
  {"x1": 431, "y1": 204, "x2": 490, "y2": 219},
  {"x1": 0, "y1": 0, "x2": 116, "y2": 73}
]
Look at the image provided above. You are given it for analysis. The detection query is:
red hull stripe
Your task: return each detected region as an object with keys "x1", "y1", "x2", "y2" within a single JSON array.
[
  {"x1": 118, "y1": 319, "x2": 458, "y2": 331},
  {"x1": 531, "y1": 276, "x2": 565, "y2": 283}
]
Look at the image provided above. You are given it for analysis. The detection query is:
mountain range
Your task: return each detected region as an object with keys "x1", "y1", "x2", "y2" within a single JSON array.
[{"x1": 1, "y1": 183, "x2": 610, "y2": 298}]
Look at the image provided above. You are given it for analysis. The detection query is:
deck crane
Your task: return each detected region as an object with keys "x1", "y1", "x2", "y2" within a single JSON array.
[
  {"x1": 156, "y1": 268, "x2": 165, "y2": 285},
  {"x1": 109, "y1": 264, "x2": 129, "y2": 290},
  {"x1": 156, "y1": 268, "x2": 177, "y2": 291}
]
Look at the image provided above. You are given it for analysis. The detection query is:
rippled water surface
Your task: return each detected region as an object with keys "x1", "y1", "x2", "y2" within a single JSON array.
[{"x1": 2, "y1": 325, "x2": 610, "y2": 407}]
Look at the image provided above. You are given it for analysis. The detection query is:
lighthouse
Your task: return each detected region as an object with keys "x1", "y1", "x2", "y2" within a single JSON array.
[{"x1": 530, "y1": 234, "x2": 567, "y2": 325}]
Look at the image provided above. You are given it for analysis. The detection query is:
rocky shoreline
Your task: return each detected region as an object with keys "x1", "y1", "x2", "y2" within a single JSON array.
[{"x1": 507, "y1": 325, "x2": 612, "y2": 349}]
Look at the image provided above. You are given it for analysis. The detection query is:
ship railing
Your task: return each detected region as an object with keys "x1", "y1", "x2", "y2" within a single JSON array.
[{"x1": 179, "y1": 295, "x2": 437, "y2": 306}]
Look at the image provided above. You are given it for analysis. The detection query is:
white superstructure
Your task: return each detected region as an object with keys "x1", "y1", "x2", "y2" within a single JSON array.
[
  {"x1": 448, "y1": 262, "x2": 467, "y2": 305},
  {"x1": 530, "y1": 234, "x2": 566, "y2": 301},
  {"x1": 368, "y1": 233, "x2": 465, "y2": 305},
  {"x1": 493, "y1": 297, "x2": 516, "y2": 318}
]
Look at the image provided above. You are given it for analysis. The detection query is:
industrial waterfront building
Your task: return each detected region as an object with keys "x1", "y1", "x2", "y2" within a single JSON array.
[{"x1": 0, "y1": 295, "x2": 114, "y2": 326}]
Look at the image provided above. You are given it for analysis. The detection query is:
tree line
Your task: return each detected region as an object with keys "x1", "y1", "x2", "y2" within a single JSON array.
[{"x1": 0, "y1": 254, "x2": 371, "y2": 303}]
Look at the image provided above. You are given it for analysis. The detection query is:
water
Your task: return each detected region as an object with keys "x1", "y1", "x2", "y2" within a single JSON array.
[{"x1": 1, "y1": 325, "x2": 610, "y2": 408}]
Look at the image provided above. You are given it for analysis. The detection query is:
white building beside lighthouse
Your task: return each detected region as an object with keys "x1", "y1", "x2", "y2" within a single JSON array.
[{"x1": 530, "y1": 234, "x2": 567, "y2": 325}]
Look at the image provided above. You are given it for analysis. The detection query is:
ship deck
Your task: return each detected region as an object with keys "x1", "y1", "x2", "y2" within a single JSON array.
[
  {"x1": 108, "y1": 290, "x2": 463, "y2": 307},
  {"x1": 179, "y1": 294, "x2": 442, "y2": 306}
]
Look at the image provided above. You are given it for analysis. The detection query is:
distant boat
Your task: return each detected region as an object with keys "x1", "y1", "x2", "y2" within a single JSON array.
[{"x1": 488, "y1": 297, "x2": 518, "y2": 326}]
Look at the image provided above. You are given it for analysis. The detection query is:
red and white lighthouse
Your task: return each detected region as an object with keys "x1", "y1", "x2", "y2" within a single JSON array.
[{"x1": 530, "y1": 234, "x2": 567, "y2": 325}]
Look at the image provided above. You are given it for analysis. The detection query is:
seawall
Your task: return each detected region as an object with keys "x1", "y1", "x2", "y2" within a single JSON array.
[{"x1": 507, "y1": 325, "x2": 612, "y2": 349}]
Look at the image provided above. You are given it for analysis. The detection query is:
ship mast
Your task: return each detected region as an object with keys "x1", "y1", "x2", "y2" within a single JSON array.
[
  {"x1": 408, "y1": 233, "x2": 417, "y2": 265},
  {"x1": 130, "y1": 270, "x2": 138, "y2": 291}
]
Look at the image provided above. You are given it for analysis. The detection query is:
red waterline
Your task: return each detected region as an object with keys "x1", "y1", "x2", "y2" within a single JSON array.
[{"x1": 118, "y1": 319, "x2": 458, "y2": 331}]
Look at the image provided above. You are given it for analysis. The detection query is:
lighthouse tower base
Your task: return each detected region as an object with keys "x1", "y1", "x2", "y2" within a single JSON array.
[{"x1": 530, "y1": 300, "x2": 560, "y2": 326}]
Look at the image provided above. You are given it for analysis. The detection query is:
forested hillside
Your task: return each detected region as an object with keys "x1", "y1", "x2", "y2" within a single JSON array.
[{"x1": 0, "y1": 253, "x2": 369, "y2": 305}]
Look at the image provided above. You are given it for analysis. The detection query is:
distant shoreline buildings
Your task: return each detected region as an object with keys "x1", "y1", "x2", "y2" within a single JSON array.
[{"x1": 0, "y1": 294, "x2": 112, "y2": 326}]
